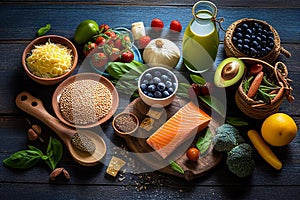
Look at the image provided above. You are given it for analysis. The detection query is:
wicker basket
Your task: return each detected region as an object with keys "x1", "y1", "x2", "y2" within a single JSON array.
[
  {"x1": 224, "y1": 18, "x2": 291, "y2": 64},
  {"x1": 235, "y1": 57, "x2": 293, "y2": 119}
]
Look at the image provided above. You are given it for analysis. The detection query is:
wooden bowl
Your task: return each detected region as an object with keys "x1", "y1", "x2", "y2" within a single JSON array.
[
  {"x1": 112, "y1": 112, "x2": 139, "y2": 138},
  {"x1": 52, "y1": 73, "x2": 119, "y2": 128},
  {"x1": 22, "y1": 35, "x2": 78, "y2": 85}
]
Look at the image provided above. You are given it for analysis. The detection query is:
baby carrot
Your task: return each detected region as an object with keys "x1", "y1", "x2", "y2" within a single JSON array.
[
  {"x1": 247, "y1": 71, "x2": 264, "y2": 98},
  {"x1": 271, "y1": 83, "x2": 285, "y2": 104}
]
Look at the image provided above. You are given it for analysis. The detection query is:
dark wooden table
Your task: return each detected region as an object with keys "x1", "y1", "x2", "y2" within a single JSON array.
[{"x1": 1, "y1": 0, "x2": 300, "y2": 199}]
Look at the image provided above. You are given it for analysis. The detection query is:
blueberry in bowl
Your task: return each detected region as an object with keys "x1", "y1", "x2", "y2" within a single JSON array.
[
  {"x1": 224, "y1": 18, "x2": 291, "y2": 64},
  {"x1": 138, "y1": 66, "x2": 178, "y2": 107}
]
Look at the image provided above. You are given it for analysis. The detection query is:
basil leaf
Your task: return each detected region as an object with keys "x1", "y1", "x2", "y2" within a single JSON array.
[
  {"x1": 199, "y1": 95, "x2": 226, "y2": 118},
  {"x1": 169, "y1": 160, "x2": 184, "y2": 174},
  {"x1": 45, "y1": 136, "x2": 63, "y2": 170},
  {"x1": 37, "y1": 23, "x2": 51, "y2": 36},
  {"x1": 196, "y1": 128, "x2": 213, "y2": 154},
  {"x1": 3, "y1": 150, "x2": 42, "y2": 169},
  {"x1": 190, "y1": 74, "x2": 206, "y2": 85},
  {"x1": 226, "y1": 116, "x2": 249, "y2": 126},
  {"x1": 28, "y1": 145, "x2": 43, "y2": 156}
]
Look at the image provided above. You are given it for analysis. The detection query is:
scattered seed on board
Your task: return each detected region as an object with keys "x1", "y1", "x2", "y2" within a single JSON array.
[
  {"x1": 59, "y1": 79, "x2": 112, "y2": 125},
  {"x1": 71, "y1": 132, "x2": 96, "y2": 153}
]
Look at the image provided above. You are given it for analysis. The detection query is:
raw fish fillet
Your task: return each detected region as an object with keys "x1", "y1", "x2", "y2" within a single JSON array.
[{"x1": 146, "y1": 101, "x2": 211, "y2": 159}]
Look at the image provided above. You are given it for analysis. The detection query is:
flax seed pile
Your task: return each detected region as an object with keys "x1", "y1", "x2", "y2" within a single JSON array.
[{"x1": 59, "y1": 79, "x2": 112, "y2": 125}]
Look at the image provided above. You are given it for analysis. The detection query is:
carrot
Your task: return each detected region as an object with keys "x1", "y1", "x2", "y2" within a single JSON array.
[
  {"x1": 269, "y1": 89, "x2": 279, "y2": 95},
  {"x1": 247, "y1": 71, "x2": 264, "y2": 98},
  {"x1": 271, "y1": 84, "x2": 285, "y2": 104}
]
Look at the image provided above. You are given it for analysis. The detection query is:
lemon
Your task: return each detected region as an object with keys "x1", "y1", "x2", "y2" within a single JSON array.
[{"x1": 261, "y1": 113, "x2": 297, "y2": 146}]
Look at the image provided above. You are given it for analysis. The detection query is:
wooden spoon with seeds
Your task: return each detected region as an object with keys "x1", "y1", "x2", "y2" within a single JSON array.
[{"x1": 15, "y1": 91, "x2": 106, "y2": 166}]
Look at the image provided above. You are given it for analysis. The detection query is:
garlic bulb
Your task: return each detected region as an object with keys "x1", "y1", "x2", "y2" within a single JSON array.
[{"x1": 143, "y1": 38, "x2": 180, "y2": 68}]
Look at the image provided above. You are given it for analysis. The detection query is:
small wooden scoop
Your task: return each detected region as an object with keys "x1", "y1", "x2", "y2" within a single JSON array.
[{"x1": 15, "y1": 91, "x2": 106, "y2": 166}]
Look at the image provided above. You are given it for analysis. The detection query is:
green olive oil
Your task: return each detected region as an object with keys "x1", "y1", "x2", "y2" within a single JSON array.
[{"x1": 183, "y1": 10, "x2": 219, "y2": 73}]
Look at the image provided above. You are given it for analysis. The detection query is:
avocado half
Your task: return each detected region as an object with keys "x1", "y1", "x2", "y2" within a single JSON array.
[{"x1": 214, "y1": 57, "x2": 246, "y2": 88}]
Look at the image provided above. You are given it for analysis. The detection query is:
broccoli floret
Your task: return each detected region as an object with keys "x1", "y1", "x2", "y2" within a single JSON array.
[
  {"x1": 226, "y1": 143, "x2": 255, "y2": 178},
  {"x1": 212, "y1": 124, "x2": 240, "y2": 152}
]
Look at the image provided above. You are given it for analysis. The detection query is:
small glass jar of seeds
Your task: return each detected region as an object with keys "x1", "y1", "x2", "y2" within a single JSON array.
[{"x1": 112, "y1": 112, "x2": 139, "y2": 138}]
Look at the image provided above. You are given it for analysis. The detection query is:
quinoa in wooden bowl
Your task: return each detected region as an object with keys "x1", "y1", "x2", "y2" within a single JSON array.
[{"x1": 52, "y1": 73, "x2": 119, "y2": 128}]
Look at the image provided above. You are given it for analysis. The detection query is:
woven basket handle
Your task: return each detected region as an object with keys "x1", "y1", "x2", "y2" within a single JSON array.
[
  {"x1": 280, "y1": 47, "x2": 292, "y2": 58},
  {"x1": 274, "y1": 61, "x2": 294, "y2": 103}
]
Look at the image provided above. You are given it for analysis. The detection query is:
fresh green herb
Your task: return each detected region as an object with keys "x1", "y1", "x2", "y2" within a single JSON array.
[
  {"x1": 37, "y1": 23, "x2": 51, "y2": 36},
  {"x1": 106, "y1": 61, "x2": 147, "y2": 80},
  {"x1": 196, "y1": 128, "x2": 213, "y2": 154},
  {"x1": 176, "y1": 82, "x2": 190, "y2": 98},
  {"x1": 198, "y1": 95, "x2": 226, "y2": 118},
  {"x1": 262, "y1": 75, "x2": 278, "y2": 87},
  {"x1": 2, "y1": 136, "x2": 63, "y2": 170},
  {"x1": 3, "y1": 149, "x2": 42, "y2": 169},
  {"x1": 226, "y1": 116, "x2": 249, "y2": 126},
  {"x1": 190, "y1": 74, "x2": 206, "y2": 85},
  {"x1": 45, "y1": 137, "x2": 63, "y2": 170},
  {"x1": 256, "y1": 88, "x2": 276, "y2": 104},
  {"x1": 169, "y1": 160, "x2": 184, "y2": 174},
  {"x1": 242, "y1": 76, "x2": 253, "y2": 94}
]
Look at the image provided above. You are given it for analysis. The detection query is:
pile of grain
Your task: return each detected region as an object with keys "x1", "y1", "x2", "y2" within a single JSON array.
[{"x1": 59, "y1": 79, "x2": 112, "y2": 125}]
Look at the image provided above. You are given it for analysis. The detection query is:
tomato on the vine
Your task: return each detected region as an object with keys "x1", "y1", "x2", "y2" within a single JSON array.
[
  {"x1": 94, "y1": 36, "x2": 106, "y2": 46},
  {"x1": 83, "y1": 42, "x2": 97, "y2": 57},
  {"x1": 105, "y1": 31, "x2": 117, "y2": 39}
]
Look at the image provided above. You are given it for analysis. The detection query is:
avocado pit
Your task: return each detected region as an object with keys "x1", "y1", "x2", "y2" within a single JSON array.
[{"x1": 221, "y1": 62, "x2": 240, "y2": 81}]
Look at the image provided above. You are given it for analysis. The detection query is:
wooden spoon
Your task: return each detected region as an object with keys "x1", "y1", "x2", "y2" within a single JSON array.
[{"x1": 15, "y1": 91, "x2": 106, "y2": 166}]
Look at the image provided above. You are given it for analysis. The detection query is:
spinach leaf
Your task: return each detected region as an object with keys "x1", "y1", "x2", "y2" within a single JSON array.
[
  {"x1": 199, "y1": 95, "x2": 226, "y2": 118},
  {"x1": 226, "y1": 116, "x2": 249, "y2": 126},
  {"x1": 196, "y1": 128, "x2": 213, "y2": 154},
  {"x1": 106, "y1": 61, "x2": 146, "y2": 80},
  {"x1": 45, "y1": 136, "x2": 63, "y2": 170},
  {"x1": 3, "y1": 149, "x2": 42, "y2": 169}
]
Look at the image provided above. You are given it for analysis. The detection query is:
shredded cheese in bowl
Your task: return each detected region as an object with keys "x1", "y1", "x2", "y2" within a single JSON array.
[{"x1": 26, "y1": 40, "x2": 73, "y2": 78}]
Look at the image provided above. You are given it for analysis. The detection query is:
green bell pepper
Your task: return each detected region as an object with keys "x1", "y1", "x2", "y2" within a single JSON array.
[{"x1": 74, "y1": 19, "x2": 99, "y2": 45}]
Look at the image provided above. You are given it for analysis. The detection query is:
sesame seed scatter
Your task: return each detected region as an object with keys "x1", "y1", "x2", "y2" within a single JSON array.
[{"x1": 59, "y1": 79, "x2": 112, "y2": 125}]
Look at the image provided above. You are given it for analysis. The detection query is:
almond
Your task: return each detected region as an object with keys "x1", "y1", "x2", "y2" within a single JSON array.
[{"x1": 27, "y1": 128, "x2": 38, "y2": 141}]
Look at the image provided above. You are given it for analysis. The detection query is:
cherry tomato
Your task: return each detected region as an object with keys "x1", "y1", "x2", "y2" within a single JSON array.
[
  {"x1": 105, "y1": 31, "x2": 117, "y2": 39},
  {"x1": 186, "y1": 147, "x2": 200, "y2": 161},
  {"x1": 121, "y1": 49, "x2": 134, "y2": 63},
  {"x1": 83, "y1": 42, "x2": 97, "y2": 57},
  {"x1": 99, "y1": 24, "x2": 110, "y2": 33},
  {"x1": 91, "y1": 52, "x2": 108, "y2": 68},
  {"x1": 94, "y1": 36, "x2": 106, "y2": 46},
  {"x1": 169, "y1": 20, "x2": 182, "y2": 32}
]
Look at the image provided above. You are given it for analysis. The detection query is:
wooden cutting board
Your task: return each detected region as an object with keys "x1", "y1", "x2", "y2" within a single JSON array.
[{"x1": 121, "y1": 97, "x2": 223, "y2": 180}]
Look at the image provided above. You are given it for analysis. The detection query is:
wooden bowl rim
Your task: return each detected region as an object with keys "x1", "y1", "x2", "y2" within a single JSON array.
[
  {"x1": 52, "y1": 73, "x2": 119, "y2": 129},
  {"x1": 22, "y1": 35, "x2": 78, "y2": 83}
]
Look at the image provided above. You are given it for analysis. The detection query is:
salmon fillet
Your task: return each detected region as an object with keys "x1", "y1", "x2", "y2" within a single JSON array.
[{"x1": 146, "y1": 101, "x2": 211, "y2": 159}]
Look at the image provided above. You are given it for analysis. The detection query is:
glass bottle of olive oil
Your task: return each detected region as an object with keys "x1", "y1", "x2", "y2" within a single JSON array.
[{"x1": 183, "y1": 1, "x2": 219, "y2": 73}]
